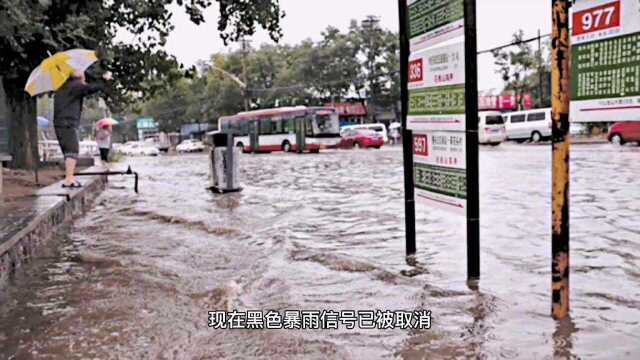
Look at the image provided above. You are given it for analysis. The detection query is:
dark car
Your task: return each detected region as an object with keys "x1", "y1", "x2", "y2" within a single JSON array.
[
  {"x1": 338, "y1": 129, "x2": 384, "y2": 149},
  {"x1": 608, "y1": 122, "x2": 640, "y2": 145}
]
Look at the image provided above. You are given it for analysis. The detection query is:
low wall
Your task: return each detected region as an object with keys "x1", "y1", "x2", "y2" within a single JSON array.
[{"x1": 0, "y1": 168, "x2": 107, "y2": 285}]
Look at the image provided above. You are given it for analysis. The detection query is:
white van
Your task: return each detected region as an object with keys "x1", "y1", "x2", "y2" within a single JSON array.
[
  {"x1": 340, "y1": 123, "x2": 388, "y2": 143},
  {"x1": 504, "y1": 108, "x2": 552, "y2": 142},
  {"x1": 478, "y1": 111, "x2": 506, "y2": 145}
]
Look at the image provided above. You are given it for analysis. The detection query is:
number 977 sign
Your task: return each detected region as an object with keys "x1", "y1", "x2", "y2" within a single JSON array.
[
  {"x1": 571, "y1": 0, "x2": 640, "y2": 45},
  {"x1": 573, "y1": 0, "x2": 620, "y2": 35}
]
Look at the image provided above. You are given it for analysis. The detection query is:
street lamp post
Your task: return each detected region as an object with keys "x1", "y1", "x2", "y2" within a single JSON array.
[
  {"x1": 362, "y1": 15, "x2": 380, "y2": 124},
  {"x1": 209, "y1": 65, "x2": 248, "y2": 111}
]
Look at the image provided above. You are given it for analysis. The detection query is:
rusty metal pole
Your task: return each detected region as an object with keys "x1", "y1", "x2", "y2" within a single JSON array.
[{"x1": 551, "y1": 0, "x2": 571, "y2": 320}]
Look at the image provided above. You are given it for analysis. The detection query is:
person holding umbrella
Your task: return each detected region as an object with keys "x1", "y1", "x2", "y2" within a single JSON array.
[
  {"x1": 54, "y1": 69, "x2": 112, "y2": 187},
  {"x1": 95, "y1": 118, "x2": 118, "y2": 165},
  {"x1": 25, "y1": 49, "x2": 113, "y2": 188}
]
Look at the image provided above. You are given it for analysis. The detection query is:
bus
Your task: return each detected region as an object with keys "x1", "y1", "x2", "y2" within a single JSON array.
[{"x1": 218, "y1": 106, "x2": 341, "y2": 153}]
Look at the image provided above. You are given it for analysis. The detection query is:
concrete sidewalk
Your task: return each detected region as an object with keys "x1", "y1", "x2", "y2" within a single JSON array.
[{"x1": 0, "y1": 166, "x2": 108, "y2": 284}]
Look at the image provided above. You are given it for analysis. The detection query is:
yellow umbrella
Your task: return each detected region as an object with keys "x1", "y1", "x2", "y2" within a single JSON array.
[{"x1": 24, "y1": 49, "x2": 98, "y2": 97}]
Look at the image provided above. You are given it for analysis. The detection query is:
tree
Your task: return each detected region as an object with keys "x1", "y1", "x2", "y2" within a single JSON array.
[
  {"x1": 352, "y1": 17, "x2": 399, "y2": 119},
  {"x1": 492, "y1": 30, "x2": 551, "y2": 109},
  {"x1": 0, "y1": 0, "x2": 285, "y2": 169}
]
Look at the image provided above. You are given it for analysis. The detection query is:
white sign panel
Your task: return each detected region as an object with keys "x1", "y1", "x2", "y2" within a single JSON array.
[
  {"x1": 412, "y1": 131, "x2": 467, "y2": 214},
  {"x1": 408, "y1": 42, "x2": 465, "y2": 90},
  {"x1": 408, "y1": 0, "x2": 465, "y2": 51},
  {"x1": 570, "y1": 0, "x2": 640, "y2": 122},
  {"x1": 407, "y1": 41, "x2": 466, "y2": 132},
  {"x1": 571, "y1": 0, "x2": 640, "y2": 45}
]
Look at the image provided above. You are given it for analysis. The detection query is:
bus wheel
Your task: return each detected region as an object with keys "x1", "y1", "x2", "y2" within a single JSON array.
[
  {"x1": 353, "y1": 142, "x2": 361, "y2": 149},
  {"x1": 282, "y1": 141, "x2": 291, "y2": 152}
]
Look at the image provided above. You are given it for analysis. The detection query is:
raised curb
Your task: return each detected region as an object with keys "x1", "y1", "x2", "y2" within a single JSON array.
[{"x1": 0, "y1": 167, "x2": 107, "y2": 285}]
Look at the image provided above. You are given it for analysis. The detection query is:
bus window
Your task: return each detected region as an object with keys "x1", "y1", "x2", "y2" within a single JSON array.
[
  {"x1": 273, "y1": 119, "x2": 283, "y2": 134},
  {"x1": 284, "y1": 118, "x2": 295, "y2": 133},
  {"x1": 305, "y1": 117, "x2": 314, "y2": 136},
  {"x1": 240, "y1": 121, "x2": 249, "y2": 136},
  {"x1": 260, "y1": 119, "x2": 272, "y2": 135}
]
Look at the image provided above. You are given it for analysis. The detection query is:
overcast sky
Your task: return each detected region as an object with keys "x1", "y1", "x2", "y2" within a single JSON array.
[{"x1": 160, "y1": 0, "x2": 552, "y2": 92}]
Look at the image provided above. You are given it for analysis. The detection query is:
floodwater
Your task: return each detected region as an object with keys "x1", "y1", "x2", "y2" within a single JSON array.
[{"x1": 1, "y1": 143, "x2": 639, "y2": 359}]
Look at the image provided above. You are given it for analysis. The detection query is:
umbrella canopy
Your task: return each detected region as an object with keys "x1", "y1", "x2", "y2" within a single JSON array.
[
  {"x1": 96, "y1": 117, "x2": 119, "y2": 128},
  {"x1": 37, "y1": 116, "x2": 50, "y2": 128},
  {"x1": 24, "y1": 49, "x2": 98, "y2": 97}
]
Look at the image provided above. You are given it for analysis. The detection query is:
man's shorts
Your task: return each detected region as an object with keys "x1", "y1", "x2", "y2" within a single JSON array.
[{"x1": 54, "y1": 126, "x2": 79, "y2": 160}]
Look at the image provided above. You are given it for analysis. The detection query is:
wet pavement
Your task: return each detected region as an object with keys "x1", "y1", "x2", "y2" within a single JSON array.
[{"x1": 0, "y1": 143, "x2": 639, "y2": 359}]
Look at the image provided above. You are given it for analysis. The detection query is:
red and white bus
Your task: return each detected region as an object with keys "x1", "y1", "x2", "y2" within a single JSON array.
[{"x1": 218, "y1": 106, "x2": 341, "y2": 153}]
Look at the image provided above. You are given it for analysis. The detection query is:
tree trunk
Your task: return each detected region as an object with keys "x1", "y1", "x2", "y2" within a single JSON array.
[{"x1": 2, "y1": 77, "x2": 38, "y2": 170}]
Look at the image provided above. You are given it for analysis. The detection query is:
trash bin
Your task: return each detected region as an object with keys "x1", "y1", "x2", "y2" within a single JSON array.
[{"x1": 209, "y1": 132, "x2": 242, "y2": 193}]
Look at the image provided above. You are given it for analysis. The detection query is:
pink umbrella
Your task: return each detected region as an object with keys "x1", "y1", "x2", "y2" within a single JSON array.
[{"x1": 96, "y1": 117, "x2": 118, "y2": 128}]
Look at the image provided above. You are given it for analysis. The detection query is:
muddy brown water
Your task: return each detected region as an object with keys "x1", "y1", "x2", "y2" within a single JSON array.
[{"x1": 0, "y1": 144, "x2": 639, "y2": 359}]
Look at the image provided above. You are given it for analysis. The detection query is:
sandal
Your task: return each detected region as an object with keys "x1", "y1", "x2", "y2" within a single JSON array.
[{"x1": 61, "y1": 181, "x2": 82, "y2": 189}]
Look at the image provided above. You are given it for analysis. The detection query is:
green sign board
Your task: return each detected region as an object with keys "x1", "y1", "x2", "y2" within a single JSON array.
[
  {"x1": 137, "y1": 117, "x2": 157, "y2": 129},
  {"x1": 408, "y1": 0, "x2": 464, "y2": 39},
  {"x1": 570, "y1": 0, "x2": 640, "y2": 122},
  {"x1": 409, "y1": 84, "x2": 465, "y2": 116},
  {"x1": 414, "y1": 162, "x2": 466, "y2": 200},
  {"x1": 570, "y1": 31, "x2": 640, "y2": 101}
]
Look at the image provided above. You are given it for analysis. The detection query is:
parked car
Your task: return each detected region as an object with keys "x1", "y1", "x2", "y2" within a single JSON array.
[
  {"x1": 176, "y1": 139, "x2": 205, "y2": 153},
  {"x1": 570, "y1": 123, "x2": 588, "y2": 137},
  {"x1": 79, "y1": 140, "x2": 99, "y2": 156},
  {"x1": 504, "y1": 108, "x2": 552, "y2": 142},
  {"x1": 608, "y1": 122, "x2": 640, "y2": 145},
  {"x1": 338, "y1": 129, "x2": 384, "y2": 149},
  {"x1": 478, "y1": 111, "x2": 506, "y2": 146},
  {"x1": 119, "y1": 141, "x2": 160, "y2": 156},
  {"x1": 38, "y1": 139, "x2": 63, "y2": 161},
  {"x1": 340, "y1": 123, "x2": 388, "y2": 143}
]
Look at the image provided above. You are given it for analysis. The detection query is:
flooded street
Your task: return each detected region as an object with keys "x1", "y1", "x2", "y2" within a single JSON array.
[{"x1": 1, "y1": 143, "x2": 639, "y2": 359}]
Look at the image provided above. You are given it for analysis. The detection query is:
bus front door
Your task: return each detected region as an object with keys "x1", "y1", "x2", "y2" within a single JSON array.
[
  {"x1": 295, "y1": 117, "x2": 306, "y2": 153},
  {"x1": 249, "y1": 120, "x2": 259, "y2": 153}
]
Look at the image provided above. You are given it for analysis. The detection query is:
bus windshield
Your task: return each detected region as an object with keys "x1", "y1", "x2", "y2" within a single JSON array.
[{"x1": 313, "y1": 113, "x2": 340, "y2": 136}]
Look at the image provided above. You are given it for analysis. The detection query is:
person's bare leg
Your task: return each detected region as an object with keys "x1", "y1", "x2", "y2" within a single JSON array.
[{"x1": 65, "y1": 158, "x2": 77, "y2": 185}]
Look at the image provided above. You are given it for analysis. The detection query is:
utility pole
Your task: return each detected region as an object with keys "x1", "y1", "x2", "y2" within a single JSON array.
[
  {"x1": 551, "y1": 0, "x2": 571, "y2": 320},
  {"x1": 397, "y1": 1, "x2": 415, "y2": 256},
  {"x1": 465, "y1": 0, "x2": 480, "y2": 281},
  {"x1": 362, "y1": 15, "x2": 380, "y2": 124},
  {"x1": 538, "y1": 29, "x2": 545, "y2": 108},
  {"x1": 240, "y1": 38, "x2": 251, "y2": 111}
]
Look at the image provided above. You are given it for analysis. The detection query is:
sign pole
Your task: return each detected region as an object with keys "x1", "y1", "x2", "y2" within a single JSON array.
[
  {"x1": 551, "y1": 0, "x2": 571, "y2": 320},
  {"x1": 464, "y1": 0, "x2": 480, "y2": 281},
  {"x1": 398, "y1": 0, "x2": 416, "y2": 256}
]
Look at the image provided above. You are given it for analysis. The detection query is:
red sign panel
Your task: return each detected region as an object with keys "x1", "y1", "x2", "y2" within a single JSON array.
[
  {"x1": 478, "y1": 94, "x2": 533, "y2": 110},
  {"x1": 408, "y1": 58, "x2": 423, "y2": 83},
  {"x1": 572, "y1": 0, "x2": 620, "y2": 36},
  {"x1": 413, "y1": 134, "x2": 428, "y2": 157},
  {"x1": 325, "y1": 102, "x2": 367, "y2": 116}
]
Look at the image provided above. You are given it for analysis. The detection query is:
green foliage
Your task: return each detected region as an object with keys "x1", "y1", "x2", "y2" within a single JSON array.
[
  {"x1": 0, "y1": 0, "x2": 285, "y2": 168},
  {"x1": 138, "y1": 17, "x2": 401, "y2": 132},
  {"x1": 492, "y1": 30, "x2": 551, "y2": 109}
]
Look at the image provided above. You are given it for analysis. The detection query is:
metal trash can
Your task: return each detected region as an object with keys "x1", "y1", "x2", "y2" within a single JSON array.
[{"x1": 209, "y1": 132, "x2": 242, "y2": 193}]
